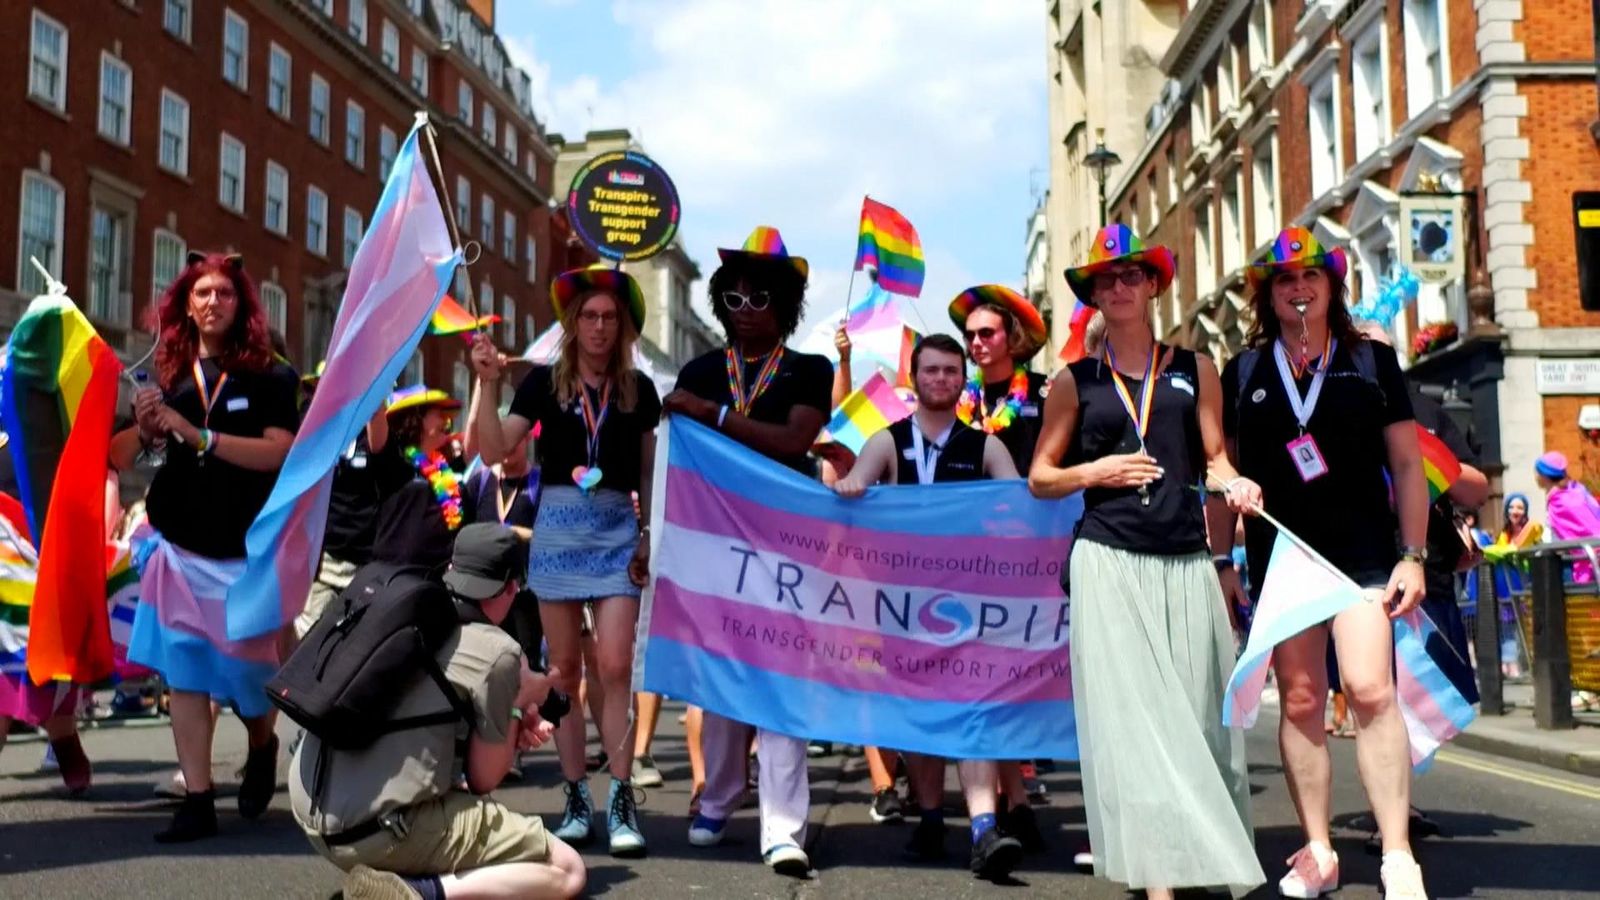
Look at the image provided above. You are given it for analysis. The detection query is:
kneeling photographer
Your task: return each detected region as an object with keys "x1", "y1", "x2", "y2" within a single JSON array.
[{"x1": 284, "y1": 523, "x2": 585, "y2": 899}]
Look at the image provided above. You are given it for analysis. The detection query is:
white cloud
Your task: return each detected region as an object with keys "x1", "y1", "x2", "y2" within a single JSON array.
[{"x1": 504, "y1": 0, "x2": 1044, "y2": 339}]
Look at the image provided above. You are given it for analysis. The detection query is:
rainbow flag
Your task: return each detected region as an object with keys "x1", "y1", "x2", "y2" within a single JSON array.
[
  {"x1": 1416, "y1": 425, "x2": 1461, "y2": 502},
  {"x1": 855, "y1": 197, "x2": 925, "y2": 298},
  {"x1": 637, "y1": 415, "x2": 1083, "y2": 759},
  {"x1": 226, "y1": 122, "x2": 461, "y2": 641},
  {"x1": 428, "y1": 293, "x2": 499, "y2": 337},
  {"x1": 826, "y1": 371, "x2": 916, "y2": 454},
  {"x1": 1, "y1": 295, "x2": 122, "y2": 685},
  {"x1": 895, "y1": 325, "x2": 918, "y2": 388},
  {"x1": 1058, "y1": 301, "x2": 1095, "y2": 364}
]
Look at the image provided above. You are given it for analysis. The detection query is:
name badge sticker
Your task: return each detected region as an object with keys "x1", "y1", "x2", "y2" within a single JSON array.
[
  {"x1": 226, "y1": 397, "x2": 249, "y2": 412},
  {"x1": 1286, "y1": 434, "x2": 1329, "y2": 482},
  {"x1": 1021, "y1": 404, "x2": 1041, "y2": 417}
]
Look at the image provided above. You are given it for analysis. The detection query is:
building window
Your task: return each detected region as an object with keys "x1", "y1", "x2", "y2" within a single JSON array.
[
  {"x1": 268, "y1": 44, "x2": 292, "y2": 118},
  {"x1": 1193, "y1": 200, "x2": 1215, "y2": 297},
  {"x1": 306, "y1": 186, "x2": 328, "y2": 256},
  {"x1": 524, "y1": 152, "x2": 536, "y2": 182},
  {"x1": 1220, "y1": 171, "x2": 1243, "y2": 274},
  {"x1": 479, "y1": 278, "x2": 493, "y2": 333},
  {"x1": 525, "y1": 236, "x2": 537, "y2": 284},
  {"x1": 1190, "y1": 81, "x2": 1211, "y2": 136},
  {"x1": 503, "y1": 124, "x2": 518, "y2": 166},
  {"x1": 502, "y1": 211, "x2": 516, "y2": 259},
  {"x1": 309, "y1": 74, "x2": 331, "y2": 144},
  {"x1": 88, "y1": 205, "x2": 130, "y2": 325},
  {"x1": 1308, "y1": 73, "x2": 1340, "y2": 197},
  {"x1": 1164, "y1": 145, "x2": 1178, "y2": 210},
  {"x1": 1404, "y1": 0, "x2": 1448, "y2": 117},
  {"x1": 481, "y1": 103, "x2": 496, "y2": 146},
  {"x1": 219, "y1": 133, "x2": 246, "y2": 212},
  {"x1": 345, "y1": 101, "x2": 365, "y2": 169},
  {"x1": 17, "y1": 171, "x2": 64, "y2": 296},
  {"x1": 309, "y1": 0, "x2": 332, "y2": 12},
  {"x1": 455, "y1": 176, "x2": 471, "y2": 233},
  {"x1": 152, "y1": 229, "x2": 186, "y2": 303},
  {"x1": 480, "y1": 195, "x2": 495, "y2": 247},
  {"x1": 29, "y1": 10, "x2": 68, "y2": 111},
  {"x1": 163, "y1": 0, "x2": 192, "y2": 42},
  {"x1": 1216, "y1": 49, "x2": 1237, "y2": 114},
  {"x1": 458, "y1": 82, "x2": 474, "y2": 126},
  {"x1": 343, "y1": 207, "x2": 364, "y2": 267},
  {"x1": 381, "y1": 20, "x2": 399, "y2": 71},
  {"x1": 260, "y1": 282, "x2": 287, "y2": 334},
  {"x1": 500, "y1": 295, "x2": 515, "y2": 346},
  {"x1": 349, "y1": 0, "x2": 368, "y2": 43},
  {"x1": 1356, "y1": 236, "x2": 1396, "y2": 323},
  {"x1": 98, "y1": 53, "x2": 133, "y2": 145},
  {"x1": 452, "y1": 360, "x2": 472, "y2": 405},
  {"x1": 523, "y1": 313, "x2": 536, "y2": 344},
  {"x1": 408, "y1": 0, "x2": 424, "y2": 15},
  {"x1": 159, "y1": 89, "x2": 190, "y2": 174},
  {"x1": 1248, "y1": 0, "x2": 1273, "y2": 75},
  {"x1": 379, "y1": 126, "x2": 397, "y2": 181},
  {"x1": 411, "y1": 47, "x2": 428, "y2": 94},
  {"x1": 1352, "y1": 24, "x2": 1389, "y2": 162},
  {"x1": 265, "y1": 161, "x2": 289, "y2": 235},
  {"x1": 1251, "y1": 133, "x2": 1278, "y2": 248},
  {"x1": 1146, "y1": 172, "x2": 1161, "y2": 228},
  {"x1": 223, "y1": 9, "x2": 249, "y2": 90}
]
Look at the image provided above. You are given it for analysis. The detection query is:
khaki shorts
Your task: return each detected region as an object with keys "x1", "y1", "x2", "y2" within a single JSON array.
[
  {"x1": 307, "y1": 792, "x2": 550, "y2": 875},
  {"x1": 295, "y1": 554, "x2": 360, "y2": 638}
]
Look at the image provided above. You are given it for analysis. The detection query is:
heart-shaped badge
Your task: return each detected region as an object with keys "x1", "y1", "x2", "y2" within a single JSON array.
[{"x1": 571, "y1": 465, "x2": 603, "y2": 492}]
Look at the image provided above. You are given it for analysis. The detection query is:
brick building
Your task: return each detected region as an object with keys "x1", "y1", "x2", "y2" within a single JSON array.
[
  {"x1": 1056, "y1": 0, "x2": 1600, "y2": 522},
  {"x1": 3, "y1": 0, "x2": 579, "y2": 398}
]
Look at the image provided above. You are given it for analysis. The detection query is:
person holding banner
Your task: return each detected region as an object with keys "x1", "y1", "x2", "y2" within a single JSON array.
[
  {"x1": 831, "y1": 333, "x2": 1027, "y2": 880},
  {"x1": 1028, "y1": 225, "x2": 1264, "y2": 897},
  {"x1": 471, "y1": 263, "x2": 659, "y2": 858},
  {"x1": 1213, "y1": 228, "x2": 1431, "y2": 899},
  {"x1": 659, "y1": 226, "x2": 832, "y2": 877},
  {"x1": 108, "y1": 252, "x2": 300, "y2": 843}
]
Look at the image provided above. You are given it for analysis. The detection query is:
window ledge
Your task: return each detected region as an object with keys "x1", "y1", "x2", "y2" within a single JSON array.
[
  {"x1": 97, "y1": 134, "x2": 135, "y2": 155},
  {"x1": 157, "y1": 165, "x2": 192, "y2": 185},
  {"x1": 26, "y1": 95, "x2": 70, "y2": 122}
]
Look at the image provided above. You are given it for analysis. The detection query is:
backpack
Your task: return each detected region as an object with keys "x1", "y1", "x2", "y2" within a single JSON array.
[
  {"x1": 1232, "y1": 338, "x2": 1377, "y2": 425},
  {"x1": 265, "y1": 562, "x2": 474, "y2": 750}
]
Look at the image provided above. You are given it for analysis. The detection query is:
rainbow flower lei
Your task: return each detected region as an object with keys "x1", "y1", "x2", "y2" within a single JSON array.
[
  {"x1": 405, "y1": 446, "x2": 463, "y2": 530},
  {"x1": 955, "y1": 367, "x2": 1029, "y2": 434}
]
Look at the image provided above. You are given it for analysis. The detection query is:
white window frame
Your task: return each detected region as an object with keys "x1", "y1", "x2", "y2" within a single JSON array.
[
  {"x1": 502, "y1": 210, "x2": 516, "y2": 259},
  {"x1": 152, "y1": 229, "x2": 186, "y2": 303},
  {"x1": 481, "y1": 102, "x2": 497, "y2": 146},
  {"x1": 1247, "y1": 0, "x2": 1274, "y2": 77},
  {"x1": 98, "y1": 52, "x2": 133, "y2": 146},
  {"x1": 381, "y1": 19, "x2": 399, "y2": 71},
  {"x1": 306, "y1": 185, "x2": 329, "y2": 257},
  {"x1": 264, "y1": 160, "x2": 289, "y2": 235},
  {"x1": 222, "y1": 8, "x2": 249, "y2": 90},
  {"x1": 349, "y1": 0, "x2": 369, "y2": 43},
  {"x1": 163, "y1": 0, "x2": 192, "y2": 43},
  {"x1": 480, "y1": 195, "x2": 495, "y2": 248},
  {"x1": 1220, "y1": 169, "x2": 1244, "y2": 275},
  {"x1": 16, "y1": 170, "x2": 65, "y2": 296},
  {"x1": 1193, "y1": 199, "x2": 1216, "y2": 298},
  {"x1": 1190, "y1": 80, "x2": 1211, "y2": 136},
  {"x1": 159, "y1": 89, "x2": 190, "y2": 175},
  {"x1": 1164, "y1": 145, "x2": 1178, "y2": 211},
  {"x1": 1251, "y1": 132, "x2": 1279, "y2": 251},
  {"x1": 267, "y1": 43, "x2": 292, "y2": 118},
  {"x1": 503, "y1": 123, "x2": 518, "y2": 165},
  {"x1": 29, "y1": 10, "x2": 69, "y2": 111},
  {"x1": 1308, "y1": 71, "x2": 1341, "y2": 198},
  {"x1": 1403, "y1": 0, "x2": 1450, "y2": 119},
  {"x1": 260, "y1": 282, "x2": 288, "y2": 334},
  {"x1": 87, "y1": 203, "x2": 130, "y2": 326},
  {"x1": 411, "y1": 47, "x2": 428, "y2": 95},
  {"x1": 218, "y1": 133, "x2": 247, "y2": 213},
  {"x1": 500, "y1": 295, "x2": 515, "y2": 346},
  {"x1": 456, "y1": 176, "x2": 471, "y2": 233},
  {"x1": 525, "y1": 236, "x2": 538, "y2": 284},
  {"x1": 343, "y1": 207, "x2": 364, "y2": 268},
  {"x1": 1216, "y1": 49, "x2": 1238, "y2": 115},
  {"x1": 378, "y1": 125, "x2": 398, "y2": 181},
  {"x1": 458, "y1": 81, "x2": 474, "y2": 126},
  {"x1": 346, "y1": 101, "x2": 366, "y2": 169},
  {"x1": 309, "y1": 74, "x2": 331, "y2": 145},
  {"x1": 1350, "y1": 20, "x2": 1390, "y2": 163}
]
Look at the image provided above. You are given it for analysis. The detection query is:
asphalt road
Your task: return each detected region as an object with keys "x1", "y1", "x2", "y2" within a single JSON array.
[{"x1": 2, "y1": 699, "x2": 1598, "y2": 899}]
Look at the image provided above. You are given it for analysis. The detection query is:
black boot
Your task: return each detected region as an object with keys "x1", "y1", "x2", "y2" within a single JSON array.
[
  {"x1": 155, "y1": 789, "x2": 218, "y2": 843},
  {"x1": 237, "y1": 735, "x2": 279, "y2": 820},
  {"x1": 1002, "y1": 803, "x2": 1047, "y2": 854}
]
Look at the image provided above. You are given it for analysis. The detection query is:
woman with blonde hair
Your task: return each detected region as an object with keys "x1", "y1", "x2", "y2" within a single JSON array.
[{"x1": 471, "y1": 264, "x2": 660, "y2": 858}]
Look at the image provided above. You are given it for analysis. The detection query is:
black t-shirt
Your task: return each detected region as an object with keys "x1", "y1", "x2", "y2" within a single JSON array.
[
  {"x1": 145, "y1": 358, "x2": 300, "y2": 559},
  {"x1": 1223, "y1": 338, "x2": 1414, "y2": 588},
  {"x1": 509, "y1": 367, "x2": 661, "y2": 493},
  {"x1": 461, "y1": 468, "x2": 539, "y2": 529},
  {"x1": 322, "y1": 433, "x2": 379, "y2": 565},
  {"x1": 369, "y1": 442, "x2": 458, "y2": 575},
  {"x1": 1064, "y1": 348, "x2": 1207, "y2": 555},
  {"x1": 1412, "y1": 388, "x2": 1476, "y2": 595},
  {"x1": 972, "y1": 371, "x2": 1048, "y2": 475},
  {"x1": 674, "y1": 347, "x2": 833, "y2": 474},
  {"x1": 888, "y1": 417, "x2": 987, "y2": 484}
]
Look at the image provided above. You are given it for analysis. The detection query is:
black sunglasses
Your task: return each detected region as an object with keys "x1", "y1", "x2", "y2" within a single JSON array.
[{"x1": 963, "y1": 326, "x2": 1002, "y2": 343}]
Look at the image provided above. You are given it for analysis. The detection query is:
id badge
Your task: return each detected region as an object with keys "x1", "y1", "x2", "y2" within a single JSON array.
[{"x1": 1286, "y1": 434, "x2": 1329, "y2": 482}]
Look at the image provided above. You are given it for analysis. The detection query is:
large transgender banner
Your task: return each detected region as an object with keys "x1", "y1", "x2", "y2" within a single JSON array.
[{"x1": 636, "y1": 415, "x2": 1083, "y2": 760}]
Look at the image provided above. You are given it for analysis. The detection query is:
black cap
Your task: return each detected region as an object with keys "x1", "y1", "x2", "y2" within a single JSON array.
[{"x1": 444, "y1": 523, "x2": 522, "y2": 601}]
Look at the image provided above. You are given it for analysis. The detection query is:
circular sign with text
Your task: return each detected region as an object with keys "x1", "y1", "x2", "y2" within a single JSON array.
[{"x1": 566, "y1": 151, "x2": 681, "y2": 263}]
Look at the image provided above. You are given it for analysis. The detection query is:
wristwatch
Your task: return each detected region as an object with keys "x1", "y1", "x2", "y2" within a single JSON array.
[
  {"x1": 1399, "y1": 545, "x2": 1428, "y2": 564},
  {"x1": 1213, "y1": 555, "x2": 1235, "y2": 572}
]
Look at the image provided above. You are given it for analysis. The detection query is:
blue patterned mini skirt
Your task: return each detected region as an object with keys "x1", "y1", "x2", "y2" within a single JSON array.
[{"x1": 527, "y1": 486, "x2": 640, "y2": 602}]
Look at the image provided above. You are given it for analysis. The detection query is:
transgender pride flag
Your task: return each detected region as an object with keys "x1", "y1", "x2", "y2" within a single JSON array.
[
  {"x1": 636, "y1": 416, "x2": 1083, "y2": 759},
  {"x1": 226, "y1": 120, "x2": 460, "y2": 640}
]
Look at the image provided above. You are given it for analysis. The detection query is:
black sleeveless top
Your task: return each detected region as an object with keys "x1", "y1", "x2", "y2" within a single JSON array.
[
  {"x1": 1064, "y1": 346, "x2": 1207, "y2": 554},
  {"x1": 888, "y1": 417, "x2": 987, "y2": 485}
]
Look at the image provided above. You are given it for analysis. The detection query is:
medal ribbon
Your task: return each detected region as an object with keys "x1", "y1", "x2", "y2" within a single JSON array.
[
  {"x1": 724, "y1": 346, "x2": 785, "y2": 414},
  {"x1": 1103, "y1": 342, "x2": 1159, "y2": 452},
  {"x1": 191, "y1": 361, "x2": 229, "y2": 428},
  {"x1": 909, "y1": 420, "x2": 956, "y2": 486},
  {"x1": 1273, "y1": 335, "x2": 1337, "y2": 432},
  {"x1": 578, "y1": 379, "x2": 612, "y2": 467}
]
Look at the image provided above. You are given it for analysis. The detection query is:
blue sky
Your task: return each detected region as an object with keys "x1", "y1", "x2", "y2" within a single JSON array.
[{"x1": 497, "y1": 0, "x2": 1047, "y2": 341}]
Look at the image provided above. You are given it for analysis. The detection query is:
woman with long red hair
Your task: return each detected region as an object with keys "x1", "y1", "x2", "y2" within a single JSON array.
[{"x1": 109, "y1": 252, "x2": 300, "y2": 843}]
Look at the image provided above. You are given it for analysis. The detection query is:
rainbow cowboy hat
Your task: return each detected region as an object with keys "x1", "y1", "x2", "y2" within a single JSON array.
[
  {"x1": 946, "y1": 284, "x2": 1048, "y2": 354},
  {"x1": 716, "y1": 226, "x2": 809, "y2": 280},
  {"x1": 1063, "y1": 224, "x2": 1176, "y2": 305},
  {"x1": 386, "y1": 385, "x2": 462, "y2": 416},
  {"x1": 550, "y1": 263, "x2": 647, "y2": 331},
  {"x1": 1246, "y1": 226, "x2": 1348, "y2": 289}
]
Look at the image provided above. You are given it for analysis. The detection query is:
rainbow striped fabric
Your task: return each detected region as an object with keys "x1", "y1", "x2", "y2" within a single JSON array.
[
  {"x1": 638, "y1": 415, "x2": 1084, "y2": 759},
  {"x1": 427, "y1": 294, "x2": 499, "y2": 337},
  {"x1": 1416, "y1": 425, "x2": 1462, "y2": 502},
  {"x1": 1058, "y1": 300, "x2": 1095, "y2": 364},
  {"x1": 855, "y1": 197, "x2": 925, "y2": 298},
  {"x1": 226, "y1": 122, "x2": 461, "y2": 641},
  {"x1": 1, "y1": 294, "x2": 122, "y2": 684},
  {"x1": 826, "y1": 371, "x2": 916, "y2": 454}
]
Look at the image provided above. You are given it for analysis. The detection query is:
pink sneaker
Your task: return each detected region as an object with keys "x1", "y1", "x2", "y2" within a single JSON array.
[
  {"x1": 1279, "y1": 844, "x2": 1339, "y2": 898},
  {"x1": 1381, "y1": 851, "x2": 1429, "y2": 899}
]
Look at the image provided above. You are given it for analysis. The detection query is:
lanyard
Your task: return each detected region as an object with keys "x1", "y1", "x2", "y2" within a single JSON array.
[
  {"x1": 192, "y1": 360, "x2": 229, "y2": 428},
  {"x1": 1103, "y1": 341, "x2": 1159, "y2": 453},
  {"x1": 1272, "y1": 334, "x2": 1336, "y2": 433},
  {"x1": 577, "y1": 380, "x2": 611, "y2": 467},
  {"x1": 494, "y1": 473, "x2": 531, "y2": 524},
  {"x1": 724, "y1": 346, "x2": 784, "y2": 414},
  {"x1": 909, "y1": 420, "x2": 956, "y2": 486}
]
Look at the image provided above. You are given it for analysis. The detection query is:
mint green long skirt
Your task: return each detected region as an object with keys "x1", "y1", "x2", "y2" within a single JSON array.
[{"x1": 1069, "y1": 538, "x2": 1265, "y2": 896}]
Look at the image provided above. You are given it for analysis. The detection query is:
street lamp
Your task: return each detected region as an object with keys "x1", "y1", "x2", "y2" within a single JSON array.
[{"x1": 1083, "y1": 128, "x2": 1122, "y2": 226}]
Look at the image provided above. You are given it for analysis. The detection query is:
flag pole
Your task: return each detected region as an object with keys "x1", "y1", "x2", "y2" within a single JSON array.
[{"x1": 416, "y1": 113, "x2": 485, "y2": 330}]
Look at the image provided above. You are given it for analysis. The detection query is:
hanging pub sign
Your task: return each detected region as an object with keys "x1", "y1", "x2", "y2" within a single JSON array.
[
  {"x1": 566, "y1": 150, "x2": 681, "y2": 263},
  {"x1": 1399, "y1": 193, "x2": 1467, "y2": 285}
]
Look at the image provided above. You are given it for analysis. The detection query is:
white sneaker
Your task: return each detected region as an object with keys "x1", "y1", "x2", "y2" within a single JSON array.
[
  {"x1": 764, "y1": 843, "x2": 810, "y2": 877},
  {"x1": 1381, "y1": 850, "x2": 1429, "y2": 899},
  {"x1": 154, "y1": 769, "x2": 187, "y2": 798},
  {"x1": 1072, "y1": 845, "x2": 1095, "y2": 869},
  {"x1": 1279, "y1": 842, "x2": 1339, "y2": 898}
]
